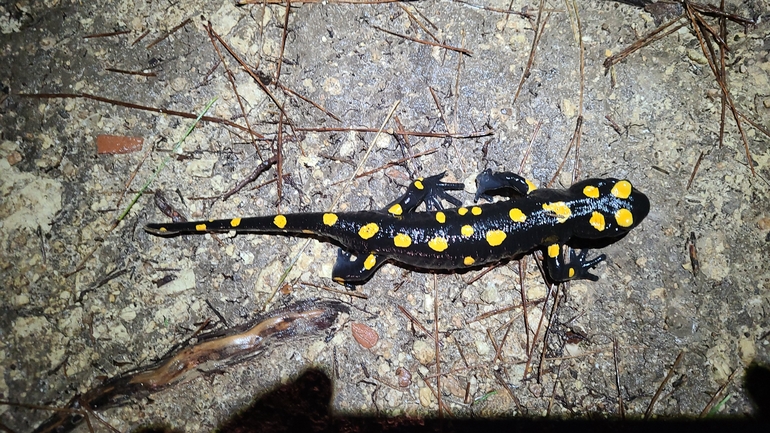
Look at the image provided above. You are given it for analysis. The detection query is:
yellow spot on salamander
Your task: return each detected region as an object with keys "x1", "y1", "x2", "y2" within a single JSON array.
[
  {"x1": 333, "y1": 276, "x2": 345, "y2": 283},
  {"x1": 458, "y1": 207, "x2": 468, "y2": 216},
  {"x1": 542, "y1": 202, "x2": 572, "y2": 223},
  {"x1": 463, "y1": 256, "x2": 475, "y2": 266},
  {"x1": 388, "y1": 204, "x2": 403, "y2": 216},
  {"x1": 414, "y1": 179, "x2": 424, "y2": 190},
  {"x1": 569, "y1": 268, "x2": 575, "y2": 278},
  {"x1": 273, "y1": 215, "x2": 287, "y2": 229},
  {"x1": 583, "y1": 185, "x2": 599, "y2": 199},
  {"x1": 323, "y1": 213, "x2": 338, "y2": 226},
  {"x1": 615, "y1": 208, "x2": 634, "y2": 227},
  {"x1": 436, "y1": 212, "x2": 446, "y2": 224},
  {"x1": 509, "y1": 208, "x2": 526, "y2": 222},
  {"x1": 159, "y1": 227, "x2": 167, "y2": 233},
  {"x1": 428, "y1": 237, "x2": 448, "y2": 252},
  {"x1": 548, "y1": 244, "x2": 560, "y2": 258},
  {"x1": 461, "y1": 225, "x2": 474, "y2": 237},
  {"x1": 364, "y1": 254, "x2": 377, "y2": 270},
  {"x1": 196, "y1": 224, "x2": 207, "y2": 231},
  {"x1": 485, "y1": 230, "x2": 506, "y2": 247},
  {"x1": 589, "y1": 211, "x2": 606, "y2": 231},
  {"x1": 393, "y1": 233, "x2": 412, "y2": 248},
  {"x1": 471, "y1": 206, "x2": 482, "y2": 216},
  {"x1": 230, "y1": 218, "x2": 241, "y2": 228},
  {"x1": 358, "y1": 222, "x2": 380, "y2": 239},
  {"x1": 611, "y1": 180, "x2": 632, "y2": 199},
  {"x1": 526, "y1": 179, "x2": 537, "y2": 193}
]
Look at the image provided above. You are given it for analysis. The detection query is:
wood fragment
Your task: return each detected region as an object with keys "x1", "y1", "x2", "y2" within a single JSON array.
[{"x1": 687, "y1": 231, "x2": 700, "y2": 275}]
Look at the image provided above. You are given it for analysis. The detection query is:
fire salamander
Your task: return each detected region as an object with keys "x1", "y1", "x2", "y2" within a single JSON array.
[{"x1": 145, "y1": 170, "x2": 650, "y2": 285}]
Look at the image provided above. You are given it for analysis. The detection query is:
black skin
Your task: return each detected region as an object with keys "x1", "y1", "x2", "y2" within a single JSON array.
[{"x1": 146, "y1": 170, "x2": 650, "y2": 286}]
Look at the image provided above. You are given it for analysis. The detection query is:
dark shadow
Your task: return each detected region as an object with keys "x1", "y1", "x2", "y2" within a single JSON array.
[
  {"x1": 745, "y1": 363, "x2": 770, "y2": 420},
  {"x1": 211, "y1": 368, "x2": 768, "y2": 433}
]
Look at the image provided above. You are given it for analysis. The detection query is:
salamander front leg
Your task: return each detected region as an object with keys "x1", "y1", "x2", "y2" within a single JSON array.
[
  {"x1": 474, "y1": 169, "x2": 536, "y2": 202},
  {"x1": 331, "y1": 249, "x2": 385, "y2": 286},
  {"x1": 544, "y1": 245, "x2": 606, "y2": 282},
  {"x1": 384, "y1": 172, "x2": 464, "y2": 216}
]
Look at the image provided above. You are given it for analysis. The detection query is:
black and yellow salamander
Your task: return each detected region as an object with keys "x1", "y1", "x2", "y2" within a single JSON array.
[{"x1": 145, "y1": 170, "x2": 649, "y2": 285}]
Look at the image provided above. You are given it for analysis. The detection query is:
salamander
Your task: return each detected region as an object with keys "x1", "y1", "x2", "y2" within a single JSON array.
[{"x1": 145, "y1": 170, "x2": 650, "y2": 285}]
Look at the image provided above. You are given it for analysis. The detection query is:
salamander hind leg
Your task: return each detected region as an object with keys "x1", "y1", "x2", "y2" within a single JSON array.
[
  {"x1": 384, "y1": 172, "x2": 464, "y2": 216},
  {"x1": 474, "y1": 169, "x2": 536, "y2": 202},
  {"x1": 331, "y1": 249, "x2": 386, "y2": 286},
  {"x1": 544, "y1": 245, "x2": 606, "y2": 282}
]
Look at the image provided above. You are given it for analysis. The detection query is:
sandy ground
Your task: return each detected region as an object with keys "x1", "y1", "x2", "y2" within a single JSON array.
[{"x1": 1, "y1": 0, "x2": 769, "y2": 431}]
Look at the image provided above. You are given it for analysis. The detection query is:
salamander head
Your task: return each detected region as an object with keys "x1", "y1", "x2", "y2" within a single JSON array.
[{"x1": 569, "y1": 178, "x2": 650, "y2": 239}]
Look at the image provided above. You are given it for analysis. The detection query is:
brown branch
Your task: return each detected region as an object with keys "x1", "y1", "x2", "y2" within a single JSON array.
[
  {"x1": 467, "y1": 297, "x2": 545, "y2": 323},
  {"x1": 433, "y1": 276, "x2": 443, "y2": 418},
  {"x1": 238, "y1": 0, "x2": 410, "y2": 5},
  {"x1": 398, "y1": 4, "x2": 440, "y2": 43},
  {"x1": 644, "y1": 351, "x2": 685, "y2": 419},
  {"x1": 83, "y1": 30, "x2": 131, "y2": 39},
  {"x1": 132, "y1": 30, "x2": 150, "y2": 46},
  {"x1": 346, "y1": 148, "x2": 439, "y2": 181},
  {"x1": 486, "y1": 328, "x2": 503, "y2": 363},
  {"x1": 699, "y1": 367, "x2": 739, "y2": 417},
  {"x1": 221, "y1": 155, "x2": 279, "y2": 201},
  {"x1": 523, "y1": 279, "x2": 553, "y2": 380},
  {"x1": 453, "y1": 0, "x2": 535, "y2": 19},
  {"x1": 372, "y1": 26, "x2": 473, "y2": 56},
  {"x1": 518, "y1": 260, "x2": 532, "y2": 355},
  {"x1": 205, "y1": 22, "x2": 296, "y2": 134},
  {"x1": 104, "y1": 68, "x2": 157, "y2": 77},
  {"x1": 603, "y1": 14, "x2": 686, "y2": 70},
  {"x1": 685, "y1": 3, "x2": 755, "y2": 175},
  {"x1": 547, "y1": 116, "x2": 583, "y2": 188},
  {"x1": 19, "y1": 92, "x2": 265, "y2": 137},
  {"x1": 513, "y1": 0, "x2": 550, "y2": 103},
  {"x1": 537, "y1": 283, "x2": 562, "y2": 383},
  {"x1": 397, "y1": 305, "x2": 439, "y2": 344},
  {"x1": 147, "y1": 18, "x2": 192, "y2": 49},
  {"x1": 718, "y1": 0, "x2": 728, "y2": 148},
  {"x1": 686, "y1": 151, "x2": 705, "y2": 190},
  {"x1": 295, "y1": 126, "x2": 492, "y2": 139},
  {"x1": 275, "y1": 0, "x2": 291, "y2": 83},
  {"x1": 277, "y1": 82, "x2": 341, "y2": 122},
  {"x1": 613, "y1": 338, "x2": 625, "y2": 419},
  {"x1": 205, "y1": 22, "x2": 263, "y2": 157}
]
